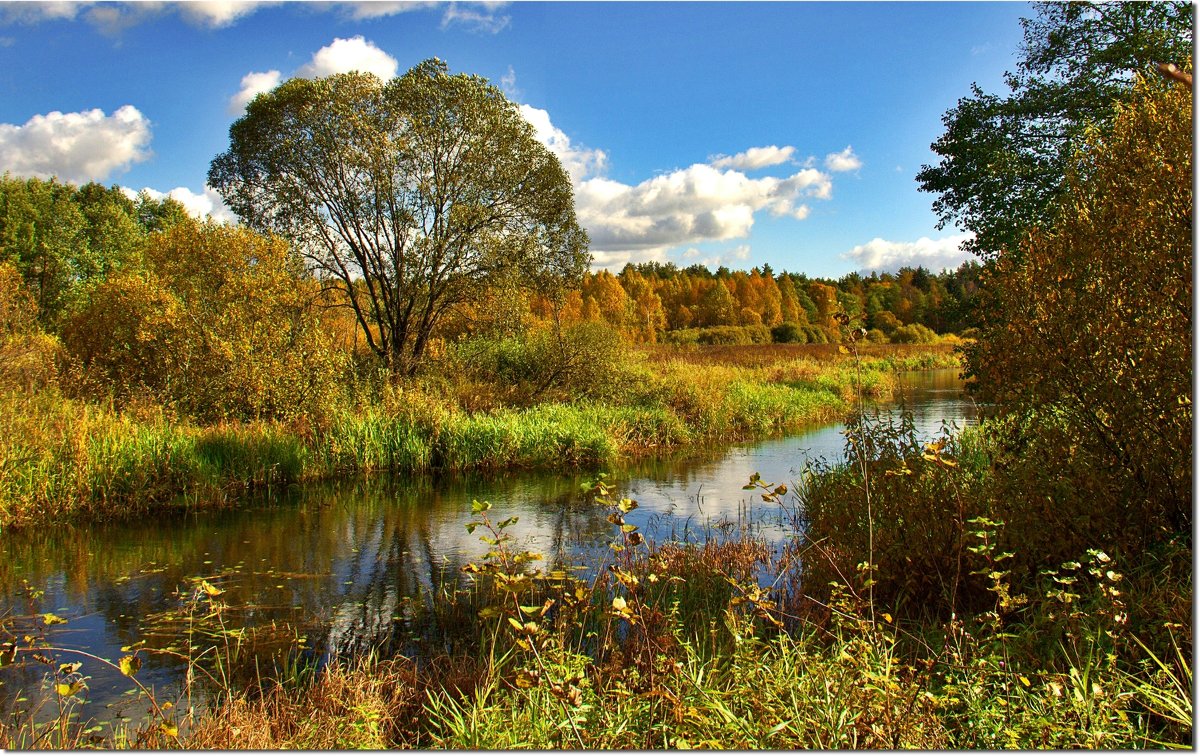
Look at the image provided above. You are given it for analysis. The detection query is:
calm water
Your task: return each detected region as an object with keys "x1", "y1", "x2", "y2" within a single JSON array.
[{"x1": 0, "y1": 368, "x2": 975, "y2": 726}]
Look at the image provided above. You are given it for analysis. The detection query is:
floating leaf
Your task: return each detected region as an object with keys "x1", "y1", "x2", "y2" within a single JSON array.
[
  {"x1": 41, "y1": 612, "x2": 67, "y2": 626},
  {"x1": 56, "y1": 680, "x2": 85, "y2": 697},
  {"x1": 119, "y1": 655, "x2": 141, "y2": 677}
]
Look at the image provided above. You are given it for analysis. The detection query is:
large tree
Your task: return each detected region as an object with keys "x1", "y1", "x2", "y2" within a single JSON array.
[
  {"x1": 209, "y1": 59, "x2": 589, "y2": 375},
  {"x1": 916, "y1": 1, "x2": 1193, "y2": 260}
]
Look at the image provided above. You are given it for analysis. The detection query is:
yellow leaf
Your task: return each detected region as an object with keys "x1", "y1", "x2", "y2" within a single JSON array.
[
  {"x1": 160, "y1": 722, "x2": 178, "y2": 738},
  {"x1": 119, "y1": 655, "x2": 142, "y2": 677},
  {"x1": 41, "y1": 612, "x2": 67, "y2": 626}
]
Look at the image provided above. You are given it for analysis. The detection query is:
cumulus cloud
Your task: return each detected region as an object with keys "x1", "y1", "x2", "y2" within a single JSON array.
[
  {"x1": 121, "y1": 184, "x2": 237, "y2": 224},
  {"x1": 841, "y1": 233, "x2": 974, "y2": 274},
  {"x1": 229, "y1": 36, "x2": 397, "y2": 112},
  {"x1": 709, "y1": 145, "x2": 796, "y2": 171},
  {"x1": 824, "y1": 145, "x2": 862, "y2": 172},
  {"x1": 516, "y1": 109, "x2": 837, "y2": 270},
  {"x1": 518, "y1": 104, "x2": 607, "y2": 185},
  {"x1": 229, "y1": 69, "x2": 282, "y2": 113},
  {"x1": 576, "y1": 164, "x2": 831, "y2": 268},
  {"x1": 296, "y1": 35, "x2": 398, "y2": 80},
  {"x1": 0, "y1": 105, "x2": 152, "y2": 184}
]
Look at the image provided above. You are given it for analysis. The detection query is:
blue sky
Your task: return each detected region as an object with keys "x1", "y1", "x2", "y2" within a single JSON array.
[{"x1": 0, "y1": 1, "x2": 1031, "y2": 278}]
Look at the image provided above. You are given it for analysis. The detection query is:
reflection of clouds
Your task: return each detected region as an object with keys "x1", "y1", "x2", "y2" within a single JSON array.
[{"x1": 2, "y1": 371, "x2": 974, "y2": 713}]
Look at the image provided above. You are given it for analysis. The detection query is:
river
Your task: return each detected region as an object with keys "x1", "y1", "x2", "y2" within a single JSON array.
[{"x1": 0, "y1": 368, "x2": 975, "y2": 730}]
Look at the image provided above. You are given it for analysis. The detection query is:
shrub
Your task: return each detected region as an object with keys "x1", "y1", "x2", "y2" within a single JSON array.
[
  {"x1": 890, "y1": 323, "x2": 938, "y2": 344},
  {"x1": 771, "y1": 321, "x2": 808, "y2": 344},
  {"x1": 63, "y1": 222, "x2": 345, "y2": 422}
]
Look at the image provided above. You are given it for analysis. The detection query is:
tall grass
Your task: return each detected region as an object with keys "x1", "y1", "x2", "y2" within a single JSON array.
[{"x1": 1, "y1": 346, "x2": 943, "y2": 529}]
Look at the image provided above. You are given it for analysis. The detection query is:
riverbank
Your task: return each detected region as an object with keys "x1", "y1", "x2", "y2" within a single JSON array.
[{"x1": 0, "y1": 344, "x2": 959, "y2": 530}]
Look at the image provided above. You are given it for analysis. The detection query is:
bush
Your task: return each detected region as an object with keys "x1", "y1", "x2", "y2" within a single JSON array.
[
  {"x1": 663, "y1": 325, "x2": 771, "y2": 346},
  {"x1": 890, "y1": 323, "x2": 938, "y2": 344},
  {"x1": 445, "y1": 321, "x2": 625, "y2": 405},
  {"x1": 771, "y1": 321, "x2": 808, "y2": 344},
  {"x1": 63, "y1": 221, "x2": 345, "y2": 422}
]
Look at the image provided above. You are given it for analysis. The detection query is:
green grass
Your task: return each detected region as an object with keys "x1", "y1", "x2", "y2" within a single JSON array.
[{"x1": 0, "y1": 345, "x2": 949, "y2": 530}]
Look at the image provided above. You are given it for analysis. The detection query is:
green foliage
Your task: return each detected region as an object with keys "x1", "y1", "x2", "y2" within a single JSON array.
[
  {"x1": 0, "y1": 176, "x2": 179, "y2": 328},
  {"x1": 916, "y1": 1, "x2": 1193, "y2": 259},
  {"x1": 889, "y1": 322, "x2": 938, "y2": 344},
  {"x1": 664, "y1": 324, "x2": 772, "y2": 346},
  {"x1": 770, "y1": 321, "x2": 807, "y2": 344},
  {"x1": 209, "y1": 60, "x2": 589, "y2": 375}
]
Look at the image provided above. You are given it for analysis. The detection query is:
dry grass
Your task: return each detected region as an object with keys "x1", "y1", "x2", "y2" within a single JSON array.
[{"x1": 639, "y1": 342, "x2": 957, "y2": 369}]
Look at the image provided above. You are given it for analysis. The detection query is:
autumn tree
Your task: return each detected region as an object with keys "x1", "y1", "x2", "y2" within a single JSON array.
[
  {"x1": 209, "y1": 60, "x2": 589, "y2": 376},
  {"x1": 65, "y1": 222, "x2": 344, "y2": 422},
  {"x1": 967, "y1": 70, "x2": 1192, "y2": 537}
]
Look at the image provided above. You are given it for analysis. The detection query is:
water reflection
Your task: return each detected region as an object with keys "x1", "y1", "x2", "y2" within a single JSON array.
[{"x1": 0, "y1": 369, "x2": 974, "y2": 721}]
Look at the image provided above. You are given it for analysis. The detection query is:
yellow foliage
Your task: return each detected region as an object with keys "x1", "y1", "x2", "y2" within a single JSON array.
[
  {"x1": 969, "y1": 69, "x2": 1192, "y2": 532},
  {"x1": 64, "y1": 221, "x2": 345, "y2": 422}
]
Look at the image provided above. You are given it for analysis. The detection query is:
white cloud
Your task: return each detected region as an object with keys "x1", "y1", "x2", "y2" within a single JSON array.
[
  {"x1": 342, "y1": 2, "x2": 427, "y2": 20},
  {"x1": 296, "y1": 35, "x2": 398, "y2": 80},
  {"x1": 0, "y1": 2, "x2": 85, "y2": 24},
  {"x1": 440, "y1": 1, "x2": 510, "y2": 33},
  {"x1": 841, "y1": 233, "x2": 974, "y2": 274},
  {"x1": 517, "y1": 108, "x2": 837, "y2": 271},
  {"x1": 230, "y1": 36, "x2": 397, "y2": 112},
  {"x1": 518, "y1": 104, "x2": 607, "y2": 185},
  {"x1": 0, "y1": 1, "x2": 273, "y2": 33},
  {"x1": 121, "y1": 184, "x2": 237, "y2": 224},
  {"x1": 824, "y1": 145, "x2": 862, "y2": 172},
  {"x1": 576, "y1": 164, "x2": 832, "y2": 269},
  {"x1": 177, "y1": 1, "x2": 273, "y2": 27},
  {"x1": 229, "y1": 69, "x2": 282, "y2": 113},
  {"x1": 0, "y1": 105, "x2": 152, "y2": 184},
  {"x1": 500, "y1": 64, "x2": 519, "y2": 99},
  {"x1": 671, "y1": 243, "x2": 752, "y2": 272},
  {"x1": 709, "y1": 145, "x2": 795, "y2": 171}
]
